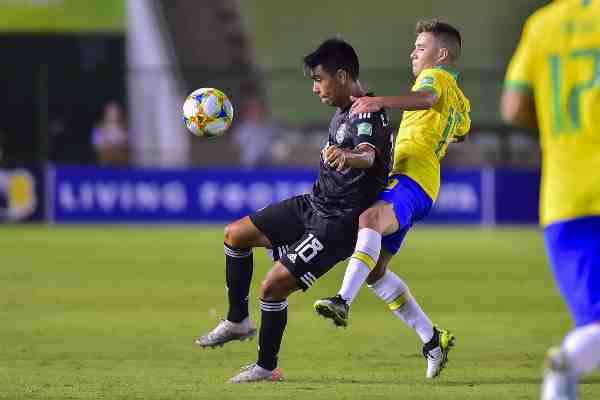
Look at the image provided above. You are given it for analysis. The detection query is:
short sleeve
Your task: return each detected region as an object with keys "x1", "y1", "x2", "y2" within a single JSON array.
[
  {"x1": 504, "y1": 17, "x2": 537, "y2": 94},
  {"x1": 348, "y1": 111, "x2": 387, "y2": 153},
  {"x1": 414, "y1": 69, "x2": 444, "y2": 98}
]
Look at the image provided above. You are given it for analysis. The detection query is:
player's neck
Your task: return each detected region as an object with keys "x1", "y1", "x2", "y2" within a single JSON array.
[
  {"x1": 431, "y1": 62, "x2": 460, "y2": 81},
  {"x1": 339, "y1": 81, "x2": 365, "y2": 109},
  {"x1": 351, "y1": 80, "x2": 365, "y2": 97},
  {"x1": 432, "y1": 62, "x2": 457, "y2": 71}
]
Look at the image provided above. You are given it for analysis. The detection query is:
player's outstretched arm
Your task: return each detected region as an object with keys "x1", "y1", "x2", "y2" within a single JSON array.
[{"x1": 350, "y1": 90, "x2": 437, "y2": 114}]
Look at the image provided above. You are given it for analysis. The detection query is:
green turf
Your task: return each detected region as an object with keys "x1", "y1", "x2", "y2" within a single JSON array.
[{"x1": 1, "y1": 225, "x2": 597, "y2": 399}]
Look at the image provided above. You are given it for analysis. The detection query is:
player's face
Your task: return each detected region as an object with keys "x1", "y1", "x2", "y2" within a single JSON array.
[
  {"x1": 410, "y1": 32, "x2": 441, "y2": 76},
  {"x1": 310, "y1": 65, "x2": 345, "y2": 107}
]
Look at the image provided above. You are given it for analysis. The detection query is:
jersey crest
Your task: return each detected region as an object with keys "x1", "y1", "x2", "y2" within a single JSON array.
[{"x1": 335, "y1": 123, "x2": 347, "y2": 144}]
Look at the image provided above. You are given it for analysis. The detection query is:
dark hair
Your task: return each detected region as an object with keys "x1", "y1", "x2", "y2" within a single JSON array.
[
  {"x1": 303, "y1": 38, "x2": 359, "y2": 80},
  {"x1": 415, "y1": 20, "x2": 462, "y2": 61}
]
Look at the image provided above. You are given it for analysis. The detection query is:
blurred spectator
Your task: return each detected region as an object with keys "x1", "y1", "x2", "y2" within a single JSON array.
[
  {"x1": 91, "y1": 101, "x2": 129, "y2": 166},
  {"x1": 233, "y1": 97, "x2": 284, "y2": 167}
]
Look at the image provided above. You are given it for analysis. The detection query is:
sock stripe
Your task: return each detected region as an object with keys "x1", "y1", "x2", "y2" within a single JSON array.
[
  {"x1": 260, "y1": 299, "x2": 288, "y2": 312},
  {"x1": 224, "y1": 244, "x2": 252, "y2": 258},
  {"x1": 351, "y1": 250, "x2": 376, "y2": 269},
  {"x1": 387, "y1": 291, "x2": 410, "y2": 311}
]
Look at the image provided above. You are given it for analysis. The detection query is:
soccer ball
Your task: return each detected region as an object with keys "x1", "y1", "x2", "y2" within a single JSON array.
[{"x1": 182, "y1": 88, "x2": 234, "y2": 138}]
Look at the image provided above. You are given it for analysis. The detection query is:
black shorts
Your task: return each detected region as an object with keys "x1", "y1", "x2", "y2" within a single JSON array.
[{"x1": 250, "y1": 194, "x2": 360, "y2": 290}]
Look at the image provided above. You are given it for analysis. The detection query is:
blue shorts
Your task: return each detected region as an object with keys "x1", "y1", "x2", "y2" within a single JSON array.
[
  {"x1": 379, "y1": 175, "x2": 433, "y2": 254},
  {"x1": 544, "y1": 216, "x2": 600, "y2": 327}
]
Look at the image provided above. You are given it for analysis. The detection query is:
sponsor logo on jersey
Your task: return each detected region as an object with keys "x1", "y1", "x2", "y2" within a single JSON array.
[
  {"x1": 421, "y1": 76, "x2": 435, "y2": 86},
  {"x1": 357, "y1": 122, "x2": 373, "y2": 136}
]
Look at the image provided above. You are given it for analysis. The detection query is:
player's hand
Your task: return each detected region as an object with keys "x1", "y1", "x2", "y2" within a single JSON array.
[
  {"x1": 321, "y1": 142, "x2": 333, "y2": 165},
  {"x1": 350, "y1": 96, "x2": 384, "y2": 115},
  {"x1": 324, "y1": 145, "x2": 348, "y2": 171}
]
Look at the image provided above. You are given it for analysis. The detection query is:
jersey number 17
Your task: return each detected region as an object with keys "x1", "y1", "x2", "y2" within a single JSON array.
[{"x1": 548, "y1": 49, "x2": 600, "y2": 134}]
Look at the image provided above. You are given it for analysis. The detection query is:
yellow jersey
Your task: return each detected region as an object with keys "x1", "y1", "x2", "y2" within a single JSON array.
[
  {"x1": 505, "y1": 0, "x2": 600, "y2": 226},
  {"x1": 391, "y1": 66, "x2": 471, "y2": 200}
]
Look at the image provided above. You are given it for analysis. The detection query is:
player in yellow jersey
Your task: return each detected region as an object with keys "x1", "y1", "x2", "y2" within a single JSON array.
[
  {"x1": 501, "y1": 1, "x2": 600, "y2": 399},
  {"x1": 314, "y1": 20, "x2": 471, "y2": 378}
]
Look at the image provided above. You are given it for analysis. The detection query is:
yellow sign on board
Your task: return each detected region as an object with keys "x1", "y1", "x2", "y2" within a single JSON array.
[{"x1": 0, "y1": 0, "x2": 125, "y2": 33}]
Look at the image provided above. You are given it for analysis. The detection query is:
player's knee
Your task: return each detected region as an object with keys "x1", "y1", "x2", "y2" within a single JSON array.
[
  {"x1": 366, "y1": 265, "x2": 386, "y2": 285},
  {"x1": 259, "y1": 279, "x2": 273, "y2": 299},
  {"x1": 260, "y1": 269, "x2": 297, "y2": 300},
  {"x1": 260, "y1": 278, "x2": 285, "y2": 300},
  {"x1": 224, "y1": 220, "x2": 246, "y2": 247},
  {"x1": 359, "y1": 207, "x2": 381, "y2": 229},
  {"x1": 223, "y1": 223, "x2": 237, "y2": 245}
]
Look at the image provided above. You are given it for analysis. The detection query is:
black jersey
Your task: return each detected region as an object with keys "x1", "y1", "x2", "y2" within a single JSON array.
[{"x1": 309, "y1": 105, "x2": 393, "y2": 217}]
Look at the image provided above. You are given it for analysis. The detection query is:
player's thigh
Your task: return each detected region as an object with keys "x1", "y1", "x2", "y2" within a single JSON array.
[
  {"x1": 281, "y1": 216, "x2": 358, "y2": 291},
  {"x1": 224, "y1": 216, "x2": 272, "y2": 248},
  {"x1": 280, "y1": 235, "x2": 351, "y2": 291},
  {"x1": 544, "y1": 216, "x2": 600, "y2": 327},
  {"x1": 248, "y1": 195, "x2": 307, "y2": 248},
  {"x1": 377, "y1": 175, "x2": 432, "y2": 235}
]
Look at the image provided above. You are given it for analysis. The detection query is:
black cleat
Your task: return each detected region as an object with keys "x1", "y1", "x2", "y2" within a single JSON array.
[{"x1": 313, "y1": 295, "x2": 349, "y2": 327}]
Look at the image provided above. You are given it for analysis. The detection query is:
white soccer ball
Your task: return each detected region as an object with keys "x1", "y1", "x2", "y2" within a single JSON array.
[{"x1": 182, "y1": 88, "x2": 234, "y2": 138}]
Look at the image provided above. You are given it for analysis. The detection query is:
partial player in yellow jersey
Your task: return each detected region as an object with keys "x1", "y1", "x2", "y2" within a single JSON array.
[
  {"x1": 314, "y1": 20, "x2": 471, "y2": 378},
  {"x1": 501, "y1": 1, "x2": 600, "y2": 399}
]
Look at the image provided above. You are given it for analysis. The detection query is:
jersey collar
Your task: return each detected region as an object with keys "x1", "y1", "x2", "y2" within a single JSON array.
[
  {"x1": 342, "y1": 92, "x2": 374, "y2": 112},
  {"x1": 433, "y1": 65, "x2": 460, "y2": 81}
]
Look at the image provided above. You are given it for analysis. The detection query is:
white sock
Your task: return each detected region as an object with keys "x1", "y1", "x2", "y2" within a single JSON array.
[
  {"x1": 368, "y1": 269, "x2": 434, "y2": 343},
  {"x1": 562, "y1": 322, "x2": 600, "y2": 375},
  {"x1": 338, "y1": 228, "x2": 381, "y2": 305}
]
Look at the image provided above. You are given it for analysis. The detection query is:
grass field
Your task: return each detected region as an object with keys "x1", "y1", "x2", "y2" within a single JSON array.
[{"x1": 1, "y1": 225, "x2": 597, "y2": 399}]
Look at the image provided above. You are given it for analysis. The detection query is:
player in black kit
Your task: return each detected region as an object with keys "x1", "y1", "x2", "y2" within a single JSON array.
[{"x1": 195, "y1": 38, "x2": 393, "y2": 383}]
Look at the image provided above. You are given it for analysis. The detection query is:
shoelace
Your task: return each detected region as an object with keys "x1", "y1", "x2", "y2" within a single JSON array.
[
  {"x1": 206, "y1": 319, "x2": 230, "y2": 338},
  {"x1": 425, "y1": 347, "x2": 442, "y2": 361},
  {"x1": 239, "y1": 363, "x2": 258, "y2": 372}
]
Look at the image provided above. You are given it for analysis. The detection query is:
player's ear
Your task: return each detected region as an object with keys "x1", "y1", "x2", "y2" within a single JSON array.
[
  {"x1": 437, "y1": 47, "x2": 449, "y2": 64},
  {"x1": 335, "y1": 69, "x2": 348, "y2": 85}
]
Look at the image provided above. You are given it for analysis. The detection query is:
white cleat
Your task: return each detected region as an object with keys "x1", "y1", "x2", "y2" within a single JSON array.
[
  {"x1": 423, "y1": 326, "x2": 456, "y2": 378},
  {"x1": 194, "y1": 318, "x2": 256, "y2": 348},
  {"x1": 227, "y1": 363, "x2": 284, "y2": 383},
  {"x1": 541, "y1": 347, "x2": 578, "y2": 400}
]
